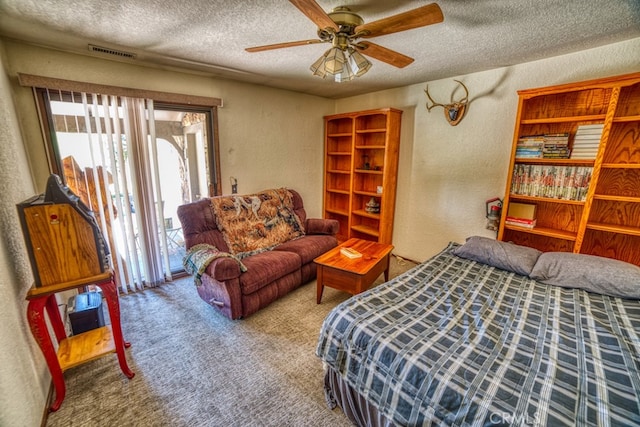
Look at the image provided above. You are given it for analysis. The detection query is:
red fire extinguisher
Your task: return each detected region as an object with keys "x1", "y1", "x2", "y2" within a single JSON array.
[{"x1": 485, "y1": 197, "x2": 502, "y2": 231}]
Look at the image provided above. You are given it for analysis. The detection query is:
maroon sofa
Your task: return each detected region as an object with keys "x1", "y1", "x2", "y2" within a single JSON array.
[{"x1": 177, "y1": 189, "x2": 338, "y2": 319}]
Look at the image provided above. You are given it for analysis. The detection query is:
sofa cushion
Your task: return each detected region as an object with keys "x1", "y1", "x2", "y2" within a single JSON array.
[
  {"x1": 210, "y1": 188, "x2": 305, "y2": 257},
  {"x1": 239, "y1": 250, "x2": 301, "y2": 295},
  {"x1": 305, "y1": 218, "x2": 340, "y2": 235},
  {"x1": 274, "y1": 234, "x2": 338, "y2": 264},
  {"x1": 177, "y1": 198, "x2": 230, "y2": 252}
]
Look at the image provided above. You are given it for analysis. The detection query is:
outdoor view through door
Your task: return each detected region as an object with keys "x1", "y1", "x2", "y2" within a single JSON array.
[{"x1": 37, "y1": 89, "x2": 220, "y2": 292}]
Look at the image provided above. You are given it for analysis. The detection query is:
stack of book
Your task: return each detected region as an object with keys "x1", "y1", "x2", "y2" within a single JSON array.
[
  {"x1": 505, "y1": 202, "x2": 537, "y2": 229},
  {"x1": 542, "y1": 133, "x2": 570, "y2": 159},
  {"x1": 510, "y1": 164, "x2": 592, "y2": 201},
  {"x1": 516, "y1": 134, "x2": 571, "y2": 159},
  {"x1": 516, "y1": 136, "x2": 544, "y2": 158},
  {"x1": 570, "y1": 124, "x2": 603, "y2": 159}
]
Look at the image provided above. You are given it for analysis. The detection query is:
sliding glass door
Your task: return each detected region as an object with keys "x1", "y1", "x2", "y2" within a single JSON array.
[{"x1": 36, "y1": 89, "x2": 220, "y2": 291}]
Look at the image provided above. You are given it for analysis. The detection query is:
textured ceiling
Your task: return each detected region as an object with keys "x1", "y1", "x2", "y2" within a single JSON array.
[{"x1": 0, "y1": 0, "x2": 638, "y2": 99}]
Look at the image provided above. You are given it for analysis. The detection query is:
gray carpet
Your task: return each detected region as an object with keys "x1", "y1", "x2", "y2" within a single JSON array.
[{"x1": 44, "y1": 255, "x2": 417, "y2": 426}]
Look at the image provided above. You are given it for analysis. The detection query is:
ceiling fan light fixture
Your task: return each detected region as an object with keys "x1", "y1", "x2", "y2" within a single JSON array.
[
  {"x1": 335, "y1": 60, "x2": 355, "y2": 82},
  {"x1": 310, "y1": 51, "x2": 329, "y2": 77},
  {"x1": 323, "y1": 47, "x2": 347, "y2": 75},
  {"x1": 347, "y1": 47, "x2": 372, "y2": 77},
  {"x1": 311, "y1": 46, "x2": 372, "y2": 82}
]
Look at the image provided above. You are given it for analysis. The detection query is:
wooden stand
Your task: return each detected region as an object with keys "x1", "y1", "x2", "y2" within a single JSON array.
[
  {"x1": 315, "y1": 238, "x2": 394, "y2": 303},
  {"x1": 26, "y1": 271, "x2": 134, "y2": 412}
]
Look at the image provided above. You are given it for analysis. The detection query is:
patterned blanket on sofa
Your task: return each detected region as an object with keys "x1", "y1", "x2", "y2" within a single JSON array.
[
  {"x1": 210, "y1": 188, "x2": 305, "y2": 258},
  {"x1": 182, "y1": 243, "x2": 247, "y2": 286}
]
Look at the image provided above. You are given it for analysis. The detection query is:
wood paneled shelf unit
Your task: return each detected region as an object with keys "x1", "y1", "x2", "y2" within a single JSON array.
[
  {"x1": 498, "y1": 72, "x2": 640, "y2": 267},
  {"x1": 323, "y1": 108, "x2": 402, "y2": 245}
]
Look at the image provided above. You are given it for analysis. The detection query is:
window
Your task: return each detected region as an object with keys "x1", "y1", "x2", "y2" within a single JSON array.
[{"x1": 27, "y1": 80, "x2": 222, "y2": 291}]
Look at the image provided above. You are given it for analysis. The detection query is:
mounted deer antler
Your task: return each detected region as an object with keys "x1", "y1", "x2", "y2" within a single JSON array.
[{"x1": 425, "y1": 80, "x2": 469, "y2": 126}]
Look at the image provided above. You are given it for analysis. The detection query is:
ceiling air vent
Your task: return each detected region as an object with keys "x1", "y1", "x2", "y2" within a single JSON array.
[{"x1": 88, "y1": 44, "x2": 137, "y2": 59}]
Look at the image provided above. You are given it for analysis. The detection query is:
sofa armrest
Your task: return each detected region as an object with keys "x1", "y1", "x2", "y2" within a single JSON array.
[
  {"x1": 305, "y1": 218, "x2": 339, "y2": 236},
  {"x1": 206, "y1": 257, "x2": 243, "y2": 281}
]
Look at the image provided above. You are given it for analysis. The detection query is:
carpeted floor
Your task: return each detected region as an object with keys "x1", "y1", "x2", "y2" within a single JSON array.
[{"x1": 45, "y1": 255, "x2": 417, "y2": 427}]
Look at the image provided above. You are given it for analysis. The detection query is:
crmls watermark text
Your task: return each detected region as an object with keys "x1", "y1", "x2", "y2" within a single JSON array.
[{"x1": 490, "y1": 412, "x2": 541, "y2": 426}]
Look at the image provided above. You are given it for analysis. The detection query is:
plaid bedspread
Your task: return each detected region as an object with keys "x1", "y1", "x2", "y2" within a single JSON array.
[{"x1": 316, "y1": 243, "x2": 640, "y2": 426}]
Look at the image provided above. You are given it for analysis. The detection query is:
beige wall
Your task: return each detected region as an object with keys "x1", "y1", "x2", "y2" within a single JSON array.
[
  {"x1": 3, "y1": 40, "x2": 334, "y2": 216},
  {"x1": 1, "y1": 35, "x2": 638, "y2": 425},
  {"x1": 336, "y1": 37, "x2": 640, "y2": 261},
  {"x1": 0, "y1": 40, "x2": 47, "y2": 427}
]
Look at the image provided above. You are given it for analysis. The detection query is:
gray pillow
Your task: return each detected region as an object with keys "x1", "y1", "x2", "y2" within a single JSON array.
[
  {"x1": 452, "y1": 236, "x2": 542, "y2": 276},
  {"x1": 530, "y1": 252, "x2": 640, "y2": 299}
]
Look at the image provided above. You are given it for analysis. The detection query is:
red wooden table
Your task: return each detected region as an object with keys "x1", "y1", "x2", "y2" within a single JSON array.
[{"x1": 26, "y1": 271, "x2": 134, "y2": 412}]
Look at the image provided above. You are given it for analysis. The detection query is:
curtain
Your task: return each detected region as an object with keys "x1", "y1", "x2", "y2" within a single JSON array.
[{"x1": 48, "y1": 90, "x2": 173, "y2": 292}]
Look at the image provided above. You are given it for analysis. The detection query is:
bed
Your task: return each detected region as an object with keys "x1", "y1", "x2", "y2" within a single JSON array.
[{"x1": 316, "y1": 237, "x2": 640, "y2": 426}]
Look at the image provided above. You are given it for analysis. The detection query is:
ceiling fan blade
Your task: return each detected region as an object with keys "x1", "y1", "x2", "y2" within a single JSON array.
[
  {"x1": 355, "y1": 42, "x2": 414, "y2": 68},
  {"x1": 289, "y1": 0, "x2": 339, "y2": 31},
  {"x1": 246, "y1": 39, "x2": 324, "y2": 53},
  {"x1": 355, "y1": 3, "x2": 444, "y2": 38}
]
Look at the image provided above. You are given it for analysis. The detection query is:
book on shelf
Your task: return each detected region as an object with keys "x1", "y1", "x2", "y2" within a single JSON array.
[
  {"x1": 516, "y1": 135, "x2": 544, "y2": 158},
  {"x1": 507, "y1": 202, "x2": 537, "y2": 220},
  {"x1": 542, "y1": 133, "x2": 569, "y2": 159},
  {"x1": 505, "y1": 202, "x2": 537, "y2": 229},
  {"x1": 505, "y1": 217, "x2": 537, "y2": 228},
  {"x1": 570, "y1": 124, "x2": 603, "y2": 159},
  {"x1": 575, "y1": 123, "x2": 604, "y2": 133},
  {"x1": 510, "y1": 164, "x2": 592, "y2": 201},
  {"x1": 517, "y1": 134, "x2": 570, "y2": 159}
]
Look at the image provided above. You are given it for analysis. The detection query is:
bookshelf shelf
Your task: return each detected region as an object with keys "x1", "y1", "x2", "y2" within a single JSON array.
[
  {"x1": 355, "y1": 145, "x2": 386, "y2": 149},
  {"x1": 593, "y1": 194, "x2": 640, "y2": 203},
  {"x1": 514, "y1": 158, "x2": 595, "y2": 166},
  {"x1": 352, "y1": 209, "x2": 381, "y2": 219},
  {"x1": 356, "y1": 128, "x2": 386, "y2": 133},
  {"x1": 503, "y1": 224, "x2": 577, "y2": 241},
  {"x1": 326, "y1": 188, "x2": 350, "y2": 195},
  {"x1": 612, "y1": 115, "x2": 640, "y2": 123},
  {"x1": 325, "y1": 207, "x2": 349, "y2": 216},
  {"x1": 586, "y1": 222, "x2": 640, "y2": 237},
  {"x1": 355, "y1": 169, "x2": 384, "y2": 175},
  {"x1": 509, "y1": 194, "x2": 585, "y2": 205},
  {"x1": 601, "y1": 163, "x2": 640, "y2": 169},
  {"x1": 498, "y1": 72, "x2": 640, "y2": 267},
  {"x1": 519, "y1": 114, "x2": 607, "y2": 124},
  {"x1": 351, "y1": 224, "x2": 380, "y2": 237},
  {"x1": 354, "y1": 190, "x2": 381, "y2": 197}
]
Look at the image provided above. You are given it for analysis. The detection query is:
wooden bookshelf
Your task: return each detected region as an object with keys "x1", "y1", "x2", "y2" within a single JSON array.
[
  {"x1": 498, "y1": 72, "x2": 640, "y2": 267},
  {"x1": 323, "y1": 108, "x2": 402, "y2": 244}
]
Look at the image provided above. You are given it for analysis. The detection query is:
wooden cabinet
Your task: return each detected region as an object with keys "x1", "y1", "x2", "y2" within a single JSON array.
[
  {"x1": 498, "y1": 72, "x2": 640, "y2": 267},
  {"x1": 323, "y1": 108, "x2": 402, "y2": 245}
]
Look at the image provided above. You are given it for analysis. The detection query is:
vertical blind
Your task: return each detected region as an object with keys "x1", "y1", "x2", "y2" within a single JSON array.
[{"x1": 49, "y1": 90, "x2": 173, "y2": 292}]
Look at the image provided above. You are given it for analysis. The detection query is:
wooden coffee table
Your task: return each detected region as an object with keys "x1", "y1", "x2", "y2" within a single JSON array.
[{"x1": 314, "y1": 238, "x2": 394, "y2": 304}]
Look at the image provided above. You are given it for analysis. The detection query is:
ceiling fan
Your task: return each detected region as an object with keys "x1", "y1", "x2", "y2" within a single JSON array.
[{"x1": 245, "y1": 0, "x2": 444, "y2": 82}]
